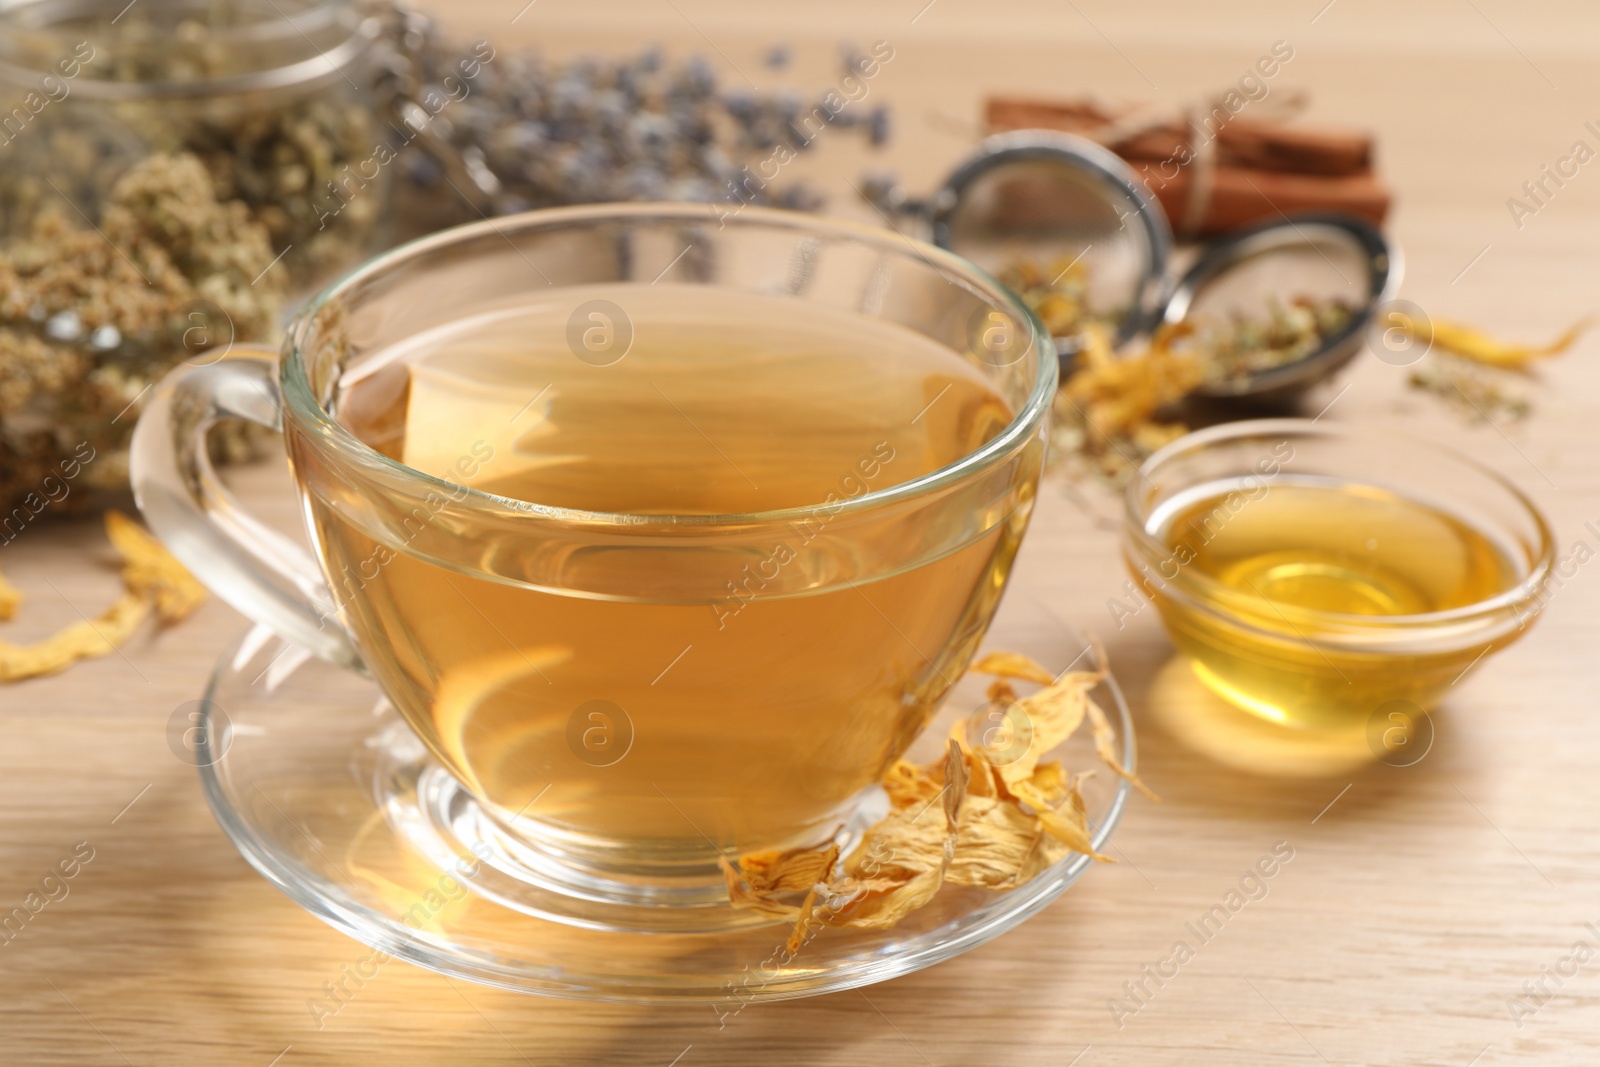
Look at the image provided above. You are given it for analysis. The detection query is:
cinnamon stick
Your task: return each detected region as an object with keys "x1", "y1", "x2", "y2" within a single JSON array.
[
  {"x1": 982, "y1": 95, "x2": 1390, "y2": 235},
  {"x1": 985, "y1": 96, "x2": 1373, "y2": 177},
  {"x1": 1144, "y1": 165, "x2": 1389, "y2": 236},
  {"x1": 983, "y1": 160, "x2": 1388, "y2": 237}
]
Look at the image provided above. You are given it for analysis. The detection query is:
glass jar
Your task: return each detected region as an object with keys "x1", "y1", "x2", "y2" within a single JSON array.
[{"x1": 0, "y1": 0, "x2": 392, "y2": 292}]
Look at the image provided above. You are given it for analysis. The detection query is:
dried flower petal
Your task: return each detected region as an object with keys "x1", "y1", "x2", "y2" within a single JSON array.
[
  {"x1": 845, "y1": 804, "x2": 949, "y2": 882},
  {"x1": 0, "y1": 511, "x2": 204, "y2": 682},
  {"x1": 827, "y1": 866, "x2": 947, "y2": 931},
  {"x1": 1063, "y1": 323, "x2": 1204, "y2": 441},
  {"x1": 736, "y1": 840, "x2": 842, "y2": 897},
  {"x1": 1013, "y1": 767, "x2": 1110, "y2": 862},
  {"x1": 946, "y1": 795, "x2": 1056, "y2": 888},
  {"x1": 997, "y1": 669, "x2": 1102, "y2": 787},
  {"x1": 0, "y1": 568, "x2": 20, "y2": 620},
  {"x1": 942, "y1": 738, "x2": 968, "y2": 830},
  {"x1": 1086, "y1": 696, "x2": 1157, "y2": 800},
  {"x1": 1418, "y1": 316, "x2": 1590, "y2": 369},
  {"x1": 784, "y1": 887, "x2": 820, "y2": 954},
  {"x1": 881, "y1": 758, "x2": 942, "y2": 809},
  {"x1": 718, "y1": 857, "x2": 805, "y2": 920},
  {"x1": 106, "y1": 509, "x2": 206, "y2": 622},
  {"x1": 986, "y1": 678, "x2": 1019, "y2": 704},
  {"x1": 724, "y1": 644, "x2": 1139, "y2": 940},
  {"x1": 970, "y1": 650, "x2": 1057, "y2": 686},
  {"x1": 962, "y1": 743, "x2": 1000, "y2": 799},
  {"x1": 0, "y1": 593, "x2": 149, "y2": 683},
  {"x1": 1016, "y1": 760, "x2": 1070, "y2": 807}
]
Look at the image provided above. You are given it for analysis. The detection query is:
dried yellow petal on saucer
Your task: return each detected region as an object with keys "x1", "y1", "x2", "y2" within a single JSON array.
[
  {"x1": 1034, "y1": 805, "x2": 1102, "y2": 862},
  {"x1": 737, "y1": 841, "x2": 841, "y2": 897},
  {"x1": 970, "y1": 651, "x2": 1057, "y2": 686},
  {"x1": 985, "y1": 678, "x2": 1019, "y2": 705},
  {"x1": 941, "y1": 738, "x2": 968, "y2": 831},
  {"x1": 1013, "y1": 760, "x2": 1070, "y2": 808},
  {"x1": 718, "y1": 858, "x2": 803, "y2": 920},
  {"x1": 881, "y1": 759, "x2": 943, "y2": 810},
  {"x1": 725, "y1": 644, "x2": 1134, "y2": 941},
  {"x1": 793, "y1": 800, "x2": 954, "y2": 937},
  {"x1": 1021, "y1": 771, "x2": 1111, "y2": 863},
  {"x1": 1042, "y1": 761, "x2": 1079, "y2": 803},
  {"x1": 720, "y1": 839, "x2": 842, "y2": 921},
  {"x1": 963, "y1": 750, "x2": 999, "y2": 799},
  {"x1": 785, "y1": 887, "x2": 820, "y2": 955},
  {"x1": 1086, "y1": 696, "x2": 1158, "y2": 801},
  {"x1": 995, "y1": 669, "x2": 1102, "y2": 785},
  {"x1": 845, "y1": 806, "x2": 949, "y2": 883},
  {"x1": 946, "y1": 795, "x2": 1052, "y2": 889},
  {"x1": 826, "y1": 866, "x2": 947, "y2": 932}
]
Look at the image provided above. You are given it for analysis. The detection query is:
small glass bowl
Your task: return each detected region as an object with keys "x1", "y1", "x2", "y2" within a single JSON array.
[{"x1": 1122, "y1": 419, "x2": 1555, "y2": 735}]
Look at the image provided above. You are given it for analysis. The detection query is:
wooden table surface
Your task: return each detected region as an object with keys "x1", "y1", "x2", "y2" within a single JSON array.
[{"x1": 7, "y1": 2, "x2": 1600, "y2": 1063}]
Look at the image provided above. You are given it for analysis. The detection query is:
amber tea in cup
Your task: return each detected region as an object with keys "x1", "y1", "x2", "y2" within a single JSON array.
[
  {"x1": 1124, "y1": 420, "x2": 1553, "y2": 734},
  {"x1": 325, "y1": 284, "x2": 1020, "y2": 858},
  {"x1": 133, "y1": 204, "x2": 1055, "y2": 910}
]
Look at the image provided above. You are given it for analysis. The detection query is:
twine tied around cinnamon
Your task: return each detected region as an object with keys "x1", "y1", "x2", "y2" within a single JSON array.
[{"x1": 1084, "y1": 88, "x2": 1310, "y2": 238}]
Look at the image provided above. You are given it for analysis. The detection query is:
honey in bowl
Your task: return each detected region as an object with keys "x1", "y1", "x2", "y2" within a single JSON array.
[{"x1": 1125, "y1": 420, "x2": 1553, "y2": 739}]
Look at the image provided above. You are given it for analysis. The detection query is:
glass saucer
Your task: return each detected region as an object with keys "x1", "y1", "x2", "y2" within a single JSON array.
[{"x1": 192, "y1": 624, "x2": 1134, "y2": 1002}]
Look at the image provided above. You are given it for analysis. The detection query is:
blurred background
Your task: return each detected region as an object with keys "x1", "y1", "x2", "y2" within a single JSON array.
[{"x1": 2, "y1": 2, "x2": 1598, "y2": 1064}]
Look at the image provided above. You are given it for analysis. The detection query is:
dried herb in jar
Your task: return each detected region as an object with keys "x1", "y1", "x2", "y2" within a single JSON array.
[
  {"x1": 0, "y1": 0, "x2": 387, "y2": 291},
  {"x1": 0, "y1": 152, "x2": 285, "y2": 521}
]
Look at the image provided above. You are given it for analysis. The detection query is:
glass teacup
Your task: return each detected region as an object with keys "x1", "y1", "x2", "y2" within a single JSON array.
[{"x1": 132, "y1": 204, "x2": 1055, "y2": 915}]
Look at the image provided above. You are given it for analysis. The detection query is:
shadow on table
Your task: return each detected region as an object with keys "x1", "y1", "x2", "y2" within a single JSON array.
[{"x1": 1105, "y1": 632, "x2": 1460, "y2": 823}]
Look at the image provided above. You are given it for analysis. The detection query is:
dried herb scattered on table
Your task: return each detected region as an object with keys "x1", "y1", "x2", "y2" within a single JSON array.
[
  {"x1": 1408, "y1": 357, "x2": 1533, "y2": 422},
  {"x1": 0, "y1": 510, "x2": 204, "y2": 682},
  {"x1": 1402, "y1": 316, "x2": 1589, "y2": 422},
  {"x1": 1052, "y1": 323, "x2": 1204, "y2": 487},
  {"x1": 1002, "y1": 254, "x2": 1354, "y2": 380},
  {"x1": 999, "y1": 250, "x2": 1585, "y2": 473},
  {"x1": 1409, "y1": 316, "x2": 1590, "y2": 369}
]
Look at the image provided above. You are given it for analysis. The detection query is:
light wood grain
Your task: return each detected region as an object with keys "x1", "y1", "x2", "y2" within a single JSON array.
[{"x1": 5, "y1": 2, "x2": 1600, "y2": 1063}]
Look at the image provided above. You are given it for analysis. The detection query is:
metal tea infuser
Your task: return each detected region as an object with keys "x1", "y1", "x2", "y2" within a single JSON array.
[{"x1": 869, "y1": 129, "x2": 1399, "y2": 401}]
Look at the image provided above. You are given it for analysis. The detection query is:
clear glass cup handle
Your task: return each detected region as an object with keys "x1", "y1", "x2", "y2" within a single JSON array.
[{"x1": 130, "y1": 349, "x2": 361, "y2": 668}]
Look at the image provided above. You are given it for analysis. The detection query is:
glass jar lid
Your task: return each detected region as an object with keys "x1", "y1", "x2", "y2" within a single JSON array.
[{"x1": 0, "y1": 0, "x2": 379, "y2": 99}]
